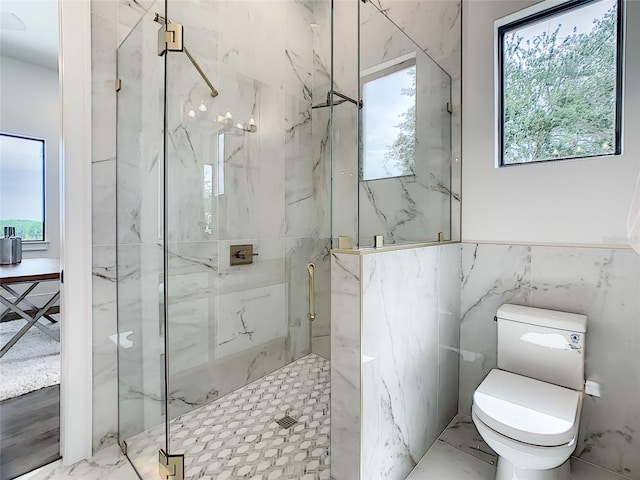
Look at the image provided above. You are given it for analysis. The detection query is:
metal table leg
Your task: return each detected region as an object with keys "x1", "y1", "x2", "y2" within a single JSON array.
[
  {"x1": 1, "y1": 283, "x2": 58, "y2": 324},
  {"x1": 0, "y1": 283, "x2": 39, "y2": 321},
  {"x1": 0, "y1": 290, "x2": 61, "y2": 359}
]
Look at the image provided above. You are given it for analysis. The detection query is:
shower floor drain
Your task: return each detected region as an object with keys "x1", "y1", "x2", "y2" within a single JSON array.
[{"x1": 276, "y1": 415, "x2": 298, "y2": 429}]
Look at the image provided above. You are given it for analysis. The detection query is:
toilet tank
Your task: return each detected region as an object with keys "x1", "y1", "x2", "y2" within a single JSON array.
[{"x1": 497, "y1": 304, "x2": 587, "y2": 390}]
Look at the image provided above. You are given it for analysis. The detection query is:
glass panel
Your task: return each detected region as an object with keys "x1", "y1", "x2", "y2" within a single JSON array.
[
  {"x1": 116, "y1": 1, "x2": 167, "y2": 473},
  {"x1": 330, "y1": 0, "x2": 360, "y2": 246},
  {"x1": 357, "y1": 0, "x2": 452, "y2": 246},
  {"x1": 501, "y1": 0, "x2": 620, "y2": 165},
  {"x1": 163, "y1": 1, "x2": 331, "y2": 470}
]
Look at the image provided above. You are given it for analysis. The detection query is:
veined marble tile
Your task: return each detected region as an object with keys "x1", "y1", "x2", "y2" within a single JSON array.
[
  {"x1": 415, "y1": 412, "x2": 631, "y2": 480},
  {"x1": 309, "y1": 104, "x2": 332, "y2": 239},
  {"x1": 217, "y1": 284, "x2": 287, "y2": 359},
  {"x1": 116, "y1": 243, "x2": 165, "y2": 439},
  {"x1": 437, "y1": 244, "x2": 461, "y2": 433},
  {"x1": 285, "y1": 0, "x2": 314, "y2": 101},
  {"x1": 92, "y1": 245, "x2": 118, "y2": 452},
  {"x1": 361, "y1": 247, "x2": 439, "y2": 480},
  {"x1": 330, "y1": 252, "x2": 361, "y2": 480},
  {"x1": 91, "y1": 14, "x2": 117, "y2": 168},
  {"x1": 407, "y1": 440, "x2": 495, "y2": 480},
  {"x1": 370, "y1": 0, "x2": 461, "y2": 77},
  {"x1": 285, "y1": 237, "x2": 331, "y2": 361},
  {"x1": 285, "y1": 94, "x2": 316, "y2": 239},
  {"x1": 218, "y1": 238, "x2": 285, "y2": 296},
  {"x1": 91, "y1": 13, "x2": 117, "y2": 87},
  {"x1": 166, "y1": 335, "x2": 288, "y2": 421},
  {"x1": 92, "y1": 159, "x2": 116, "y2": 246},
  {"x1": 459, "y1": 243, "x2": 531, "y2": 414},
  {"x1": 162, "y1": 0, "x2": 219, "y2": 64},
  {"x1": 91, "y1": 1, "x2": 116, "y2": 23},
  {"x1": 438, "y1": 414, "x2": 497, "y2": 467},
  {"x1": 117, "y1": 0, "x2": 155, "y2": 45},
  {"x1": 20, "y1": 444, "x2": 137, "y2": 480},
  {"x1": 216, "y1": 1, "x2": 287, "y2": 90},
  {"x1": 530, "y1": 246, "x2": 640, "y2": 478},
  {"x1": 570, "y1": 458, "x2": 634, "y2": 480}
]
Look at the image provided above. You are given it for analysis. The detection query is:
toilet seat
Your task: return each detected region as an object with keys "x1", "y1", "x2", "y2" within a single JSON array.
[{"x1": 473, "y1": 369, "x2": 582, "y2": 447}]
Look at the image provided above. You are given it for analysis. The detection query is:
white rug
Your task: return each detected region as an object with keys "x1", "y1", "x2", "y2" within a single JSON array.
[{"x1": 0, "y1": 317, "x2": 60, "y2": 401}]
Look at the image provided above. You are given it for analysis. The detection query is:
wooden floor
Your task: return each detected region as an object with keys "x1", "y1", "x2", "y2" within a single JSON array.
[{"x1": 0, "y1": 385, "x2": 60, "y2": 480}]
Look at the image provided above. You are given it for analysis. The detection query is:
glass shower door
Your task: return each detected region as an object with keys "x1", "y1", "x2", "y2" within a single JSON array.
[
  {"x1": 116, "y1": 1, "x2": 168, "y2": 475},
  {"x1": 160, "y1": 0, "x2": 332, "y2": 476}
]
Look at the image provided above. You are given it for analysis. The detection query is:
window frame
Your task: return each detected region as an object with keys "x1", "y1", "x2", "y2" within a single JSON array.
[
  {"x1": 360, "y1": 52, "x2": 417, "y2": 181},
  {"x1": 0, "y1": 132, "x2": 46, "y2": 242},
  {"x1": 495, "y1": 0, "x2": 625, "y2": 167}
]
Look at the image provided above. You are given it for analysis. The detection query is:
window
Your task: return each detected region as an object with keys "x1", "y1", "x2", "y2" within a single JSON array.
[
  {"x1": 0, "y1": 133, "x2": 45, "y2": 241},
  {"x1": 496, "y1": 0, "x2": 623, "y2": 166},
  {"x1": 361, "y1": 54, "x2": 416, "y2": 180}
]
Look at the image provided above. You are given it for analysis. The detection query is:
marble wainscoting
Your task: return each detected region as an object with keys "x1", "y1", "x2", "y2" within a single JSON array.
[
  {"x1": 459, "y1": 243, "x2": 640, "y2": 479},
  {"x1": 331, "y1": 243, "x2": 461, "y2": 480},
  {"x1": 330, "y1": 252, "x2": 362, "y2": 480}
]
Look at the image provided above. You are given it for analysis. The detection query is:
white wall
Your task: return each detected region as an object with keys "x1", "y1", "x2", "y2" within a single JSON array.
[
  {"x1": 462, "y1": 0, "x2": 640, "y2": 246},
  {"x1": 0, "y1": 55, "x2": 60, "y2": 259}
]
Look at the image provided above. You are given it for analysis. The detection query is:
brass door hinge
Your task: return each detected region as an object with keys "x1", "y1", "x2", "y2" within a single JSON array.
[
  {"x1": 115, "y1": 79, "x2": 122, "y2": 92},
  {"x1": 158, "y1": 23, "x2": 183, "y2": 56},
  {"x1": 446, "y1": 102, "x2": 453, "y2": 114},
  {"x1": 159, "y1": 449, "x2": 184, "y2": 480}
]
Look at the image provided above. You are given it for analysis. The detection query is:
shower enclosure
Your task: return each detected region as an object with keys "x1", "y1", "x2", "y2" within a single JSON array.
[
  {"x1": 117, "y1": 0, "x2": 333, "y2": 475},
  {"x1": 115, "y1": 0, "x2": 459, "y2": 478}
]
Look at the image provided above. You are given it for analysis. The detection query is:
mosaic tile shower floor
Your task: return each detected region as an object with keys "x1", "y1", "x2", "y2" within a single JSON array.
[{"x1": 127, "y1": 353, "x2": 331, "y2": 480}]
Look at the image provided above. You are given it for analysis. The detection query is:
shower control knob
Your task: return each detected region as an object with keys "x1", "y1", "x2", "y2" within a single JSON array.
[{"x1": 230, "y1": 245, "x2": 258, "y2": 265}]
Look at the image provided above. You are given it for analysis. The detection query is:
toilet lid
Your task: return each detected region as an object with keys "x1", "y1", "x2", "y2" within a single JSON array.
[{"x1": 473, "y1": 369, "x2": 581, "y2": 447}]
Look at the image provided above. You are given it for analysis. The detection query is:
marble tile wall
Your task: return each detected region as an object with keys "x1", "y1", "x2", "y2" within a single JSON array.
[
  {"x1": 331, "y1": 243, "x2": 461, "y2": 480},
  {"x1": 459, "y1": 243, "x2": 640, "y2": 479},
  {"x1": 330, "y1": 252, "x2": 362, "y2": 480}
]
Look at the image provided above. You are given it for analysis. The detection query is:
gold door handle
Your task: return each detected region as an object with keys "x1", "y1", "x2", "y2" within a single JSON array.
[{"x1": 307, "y1": 263, "x2": 316, "y2": 321}]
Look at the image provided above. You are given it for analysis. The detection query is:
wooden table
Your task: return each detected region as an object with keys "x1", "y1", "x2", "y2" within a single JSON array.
[{"x1": 0, "y1": 258, "x2": 61, "y2": 359}]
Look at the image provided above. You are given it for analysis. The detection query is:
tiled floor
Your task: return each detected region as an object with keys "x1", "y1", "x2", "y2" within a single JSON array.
[
  {"x1": 409, "y1": 414, "x2": 633, "y2": 480},
  {"x1": 19, "y1": 366, "x2": 632, "y2": 480},
  {"x1": 127, "y1": 353, "x2": 331, "y2": 480}
]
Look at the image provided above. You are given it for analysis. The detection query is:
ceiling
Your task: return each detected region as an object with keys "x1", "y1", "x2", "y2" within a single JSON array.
[{"x1": 0, "y1": 1, "x2": 59, "y2": 71}]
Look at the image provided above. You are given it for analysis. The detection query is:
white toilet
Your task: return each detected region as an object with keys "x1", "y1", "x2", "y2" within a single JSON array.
[{"x1": 472, "y1": 304, "x2": 587, "y2": 480}]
